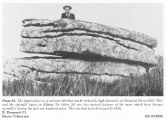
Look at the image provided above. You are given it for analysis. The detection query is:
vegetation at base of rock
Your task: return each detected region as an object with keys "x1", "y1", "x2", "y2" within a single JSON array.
[{"x1": 3, "y1": 66, "x2": 163, "y2": 96}]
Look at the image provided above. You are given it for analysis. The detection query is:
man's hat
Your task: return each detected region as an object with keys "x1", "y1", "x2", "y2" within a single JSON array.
[{"x1": 63, "y1": 5, "x2": 72, "y2": 10}]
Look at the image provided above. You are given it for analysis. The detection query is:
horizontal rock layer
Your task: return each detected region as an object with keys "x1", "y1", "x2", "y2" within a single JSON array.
[
  {"x1": 3, "y1": 58, "x2": 146, "y2": 83},
  {"x1": 20, "y1": 36, "x2": 157, "y2": 65},
  {"x1": 22, "y1": 19, "x2": 157, "y2": 48}
]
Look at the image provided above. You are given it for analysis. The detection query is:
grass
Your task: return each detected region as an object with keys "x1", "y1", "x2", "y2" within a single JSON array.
[{"x1": 2, "y1": 66, "x2": 163, "y2": 96}]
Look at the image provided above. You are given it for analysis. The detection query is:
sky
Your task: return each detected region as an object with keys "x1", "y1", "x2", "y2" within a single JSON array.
[{"x1": 2, "y1": 3, "x2": 163, "y2": 58}]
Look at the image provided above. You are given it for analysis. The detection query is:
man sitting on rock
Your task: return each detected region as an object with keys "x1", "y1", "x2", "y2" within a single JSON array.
[{"x1": 61, "y1": 5, "x2": 75, "y2": 19}]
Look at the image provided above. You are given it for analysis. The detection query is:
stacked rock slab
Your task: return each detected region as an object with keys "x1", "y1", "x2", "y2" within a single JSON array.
[
  {"x1": 3, "y1": 19, "x2": 158, "y2": 83},
  {"x1": 3, "y1": 57, "x2": 146, "y2": 83}
]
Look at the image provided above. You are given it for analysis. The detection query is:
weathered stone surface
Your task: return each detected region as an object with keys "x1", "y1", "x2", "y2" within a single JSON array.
[
  {"x1": 20, "y1": 19, "x2": 158, "y2": 65},
  {"x1": 20, "y1": 36, "x2": 157, "y2": 65},
  {"x1": 21, "y1": 19, "x2": 157, "y2": 48},
  {"x1": 155, "y1": 55, "x2": 163, "y2": 68},
  {"x1": 149, "y1": 56, "x2": 163, "y2": 76},
  {"x1": 3, "y1": 58, "x2": 146, "y2": 83}
]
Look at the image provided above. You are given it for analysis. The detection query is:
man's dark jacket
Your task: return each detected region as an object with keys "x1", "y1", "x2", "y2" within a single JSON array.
[{"x1": 61, "y1": 13, "x2": 75, "y2": 19}]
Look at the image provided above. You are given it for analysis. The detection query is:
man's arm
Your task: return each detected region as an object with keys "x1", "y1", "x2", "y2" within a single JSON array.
[
  {"x1": 61, "y1": 13, "x2": 65, "y2": 19},
  {"x1": 72, "y1": 14, "x2": 75, "y2": 19}
]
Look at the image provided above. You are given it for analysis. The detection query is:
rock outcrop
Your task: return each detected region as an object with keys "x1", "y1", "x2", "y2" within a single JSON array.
[
  {"x1": 21, "y1": 19, "x2": 157, "y2": 48},
  {"x1": 3, "y1": 18, "x2": 158, "y2": 83},
  {"x1": 149, "y1": 56, "x2": 163, "y2": 78},
  {"x1": 21, "y1": 19, "x2": 157, "y2": 65},
  {"x1": 3, "y1": 57, "x2": 146, "y2": 83}
]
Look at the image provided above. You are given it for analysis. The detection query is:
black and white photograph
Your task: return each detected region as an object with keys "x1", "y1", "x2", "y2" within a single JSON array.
[
  {"x1": 1, "y1": 1, "x2": 165, "y2": 120},
  {"x1": 2, "y1": 3, "x2": 163, "y2": 96}
]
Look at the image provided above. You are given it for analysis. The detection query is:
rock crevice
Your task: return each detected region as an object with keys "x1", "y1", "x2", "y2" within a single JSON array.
[
  {"x1": 20, "y1": 65, "x2": 128, "y2": 77},
  {"x1": 22, "y1": 28, "x2": 154, "y2": 49}
]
